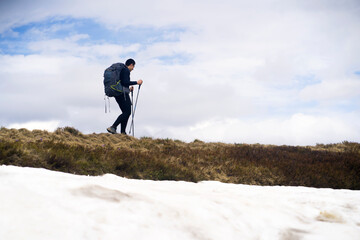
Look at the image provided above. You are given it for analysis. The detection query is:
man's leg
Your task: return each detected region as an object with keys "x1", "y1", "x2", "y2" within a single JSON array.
[{"x1": 113, "y1": 94, "x2": 131, "y2": 134}]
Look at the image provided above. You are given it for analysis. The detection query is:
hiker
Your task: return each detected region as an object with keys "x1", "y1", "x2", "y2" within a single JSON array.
[{"x1": 106, "y1": 59, "x2": 143, "y2": 134}]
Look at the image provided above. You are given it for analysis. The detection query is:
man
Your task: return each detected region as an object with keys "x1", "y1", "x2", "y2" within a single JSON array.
[{"x1": 107, "y1": 59, "x2": 143, "y2": 134}]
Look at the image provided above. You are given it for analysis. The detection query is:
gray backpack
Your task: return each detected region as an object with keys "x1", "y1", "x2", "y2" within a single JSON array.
[{"x1": 103, "y1": 63, "x2": 129, "y2": 97}]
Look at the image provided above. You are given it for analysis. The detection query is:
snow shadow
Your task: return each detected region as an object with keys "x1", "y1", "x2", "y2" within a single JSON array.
[{"x1": 71, "y1": 185, "x2": 131, "y2": 202}]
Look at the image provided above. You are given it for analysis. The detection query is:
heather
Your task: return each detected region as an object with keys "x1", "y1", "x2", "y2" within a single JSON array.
[{"x1": 1, "y1": 127, "x2": 359, "y2": 189}]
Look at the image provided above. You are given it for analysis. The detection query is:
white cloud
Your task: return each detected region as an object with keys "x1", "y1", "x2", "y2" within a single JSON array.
[
  {"x1": 8, "y1": 120, "x2": 60, "y2": 131},
  {"x1": 0, "y1": 53, "x2": 103, "y2": 126},
  {"x1": 26, "y1": 36, "x2": 141, "y2": 59},
  {"x1": 0, "y1": 54, "x2": 64, "y2": 74},
  {"x1": 145, "y1": 113, "x2": 359, "y2": 145},
  {"x1": 300, "y1": 77, "x2": 360, "y2": 102}
]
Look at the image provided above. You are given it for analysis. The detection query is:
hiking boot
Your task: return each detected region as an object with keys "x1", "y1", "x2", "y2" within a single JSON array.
[{"x1": 107, "y1": 126, "x2": 117, "y2": 134}]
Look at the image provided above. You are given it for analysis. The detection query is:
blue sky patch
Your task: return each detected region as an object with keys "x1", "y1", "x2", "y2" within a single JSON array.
[
  {"x1": 293, "y1": 74, "x2": 321, "y2": 89},
  {"x1": 0, "y1": 17, "x2": 186, "y2": 55}
]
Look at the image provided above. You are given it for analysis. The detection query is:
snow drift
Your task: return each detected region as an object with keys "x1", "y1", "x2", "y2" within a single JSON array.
[{"x1": 0, "y1": 165, "x2": 359, "y2": 239}]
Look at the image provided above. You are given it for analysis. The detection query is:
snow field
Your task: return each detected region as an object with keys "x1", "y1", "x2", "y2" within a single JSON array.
[{"x1": 0, "y1": 165, "x2": 359, "y2": 240}]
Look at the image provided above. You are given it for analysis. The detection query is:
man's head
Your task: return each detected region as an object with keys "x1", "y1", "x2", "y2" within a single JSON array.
[{"x1": 125, "y1": 58, "x2": 136, "y2": 72}]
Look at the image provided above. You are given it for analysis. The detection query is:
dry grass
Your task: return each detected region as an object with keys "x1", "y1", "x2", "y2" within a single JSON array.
[{"x1": 1, "y1": 126, "x2": 359, "y2": 189}]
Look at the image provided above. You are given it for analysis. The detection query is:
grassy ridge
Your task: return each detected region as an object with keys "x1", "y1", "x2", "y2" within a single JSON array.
[{"x1": 1, "y1": 127, "x2": 359, "y2": 189}]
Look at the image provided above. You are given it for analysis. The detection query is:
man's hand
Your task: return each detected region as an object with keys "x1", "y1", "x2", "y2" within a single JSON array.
[
  {"x1": 137, "y1": 79, "x2": 143, "y2": 85},
  {"x1": 130, "y1": 86, "x2": 134, "y2": 92}
]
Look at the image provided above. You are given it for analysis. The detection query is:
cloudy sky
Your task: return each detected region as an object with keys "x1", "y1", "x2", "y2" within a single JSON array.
[{"x1": 0, "y1": 0, "x2": 359, "y2": 145}]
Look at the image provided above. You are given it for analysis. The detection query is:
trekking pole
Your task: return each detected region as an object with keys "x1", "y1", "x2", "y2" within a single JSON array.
[
  {"x1": 130, "y1": 90, "x2": 135, "y2": 137},
  {"x1": 129, "y1": 84, "x2": 141, "y2": 136},
  {"x1": 133, "y1": 84, "x2": 141, "y2": 114}
]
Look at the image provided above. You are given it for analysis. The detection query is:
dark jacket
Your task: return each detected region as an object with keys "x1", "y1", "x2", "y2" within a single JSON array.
[{"x1": 120, "y1": 67, "x2": 137, "y2": 87}]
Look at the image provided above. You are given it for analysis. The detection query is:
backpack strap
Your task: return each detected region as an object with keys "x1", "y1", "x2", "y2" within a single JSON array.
[{"x1": 104, "y1": 95, "x2": 111, "y2": 113}]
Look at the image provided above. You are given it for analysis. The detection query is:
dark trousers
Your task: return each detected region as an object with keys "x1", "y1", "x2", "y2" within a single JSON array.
[{"x1": 113, "y1": 93, "x2": 131, "y2": 133}]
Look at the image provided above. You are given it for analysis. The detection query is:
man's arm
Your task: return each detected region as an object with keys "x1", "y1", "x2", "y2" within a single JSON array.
[{"x1": 120, "y1": 68, "x2": 137, "y2": 87}]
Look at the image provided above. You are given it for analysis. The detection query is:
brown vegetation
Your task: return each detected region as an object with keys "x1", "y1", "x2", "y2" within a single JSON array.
[{"x1": 1, "y1": 127, "x2": 359, "y2": 189}]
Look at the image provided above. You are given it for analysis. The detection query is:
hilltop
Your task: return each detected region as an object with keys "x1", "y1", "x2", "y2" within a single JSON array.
[{"x1": 1, "y1": 127, "x2": 359, "y2": 189}]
